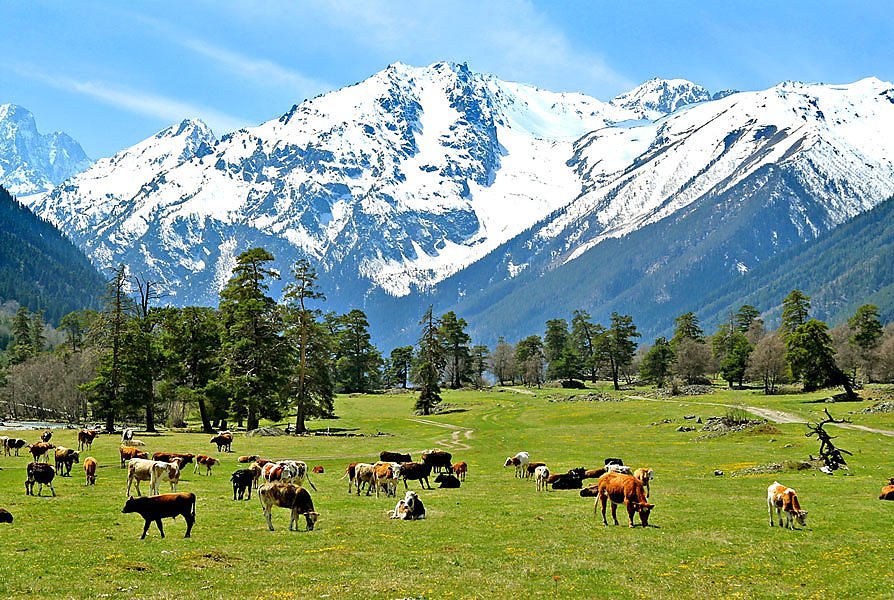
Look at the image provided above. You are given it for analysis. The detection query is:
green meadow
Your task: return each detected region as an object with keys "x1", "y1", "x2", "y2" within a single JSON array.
[{"x1": 0, "y1": 385, "x2": 892, "y2": 599}]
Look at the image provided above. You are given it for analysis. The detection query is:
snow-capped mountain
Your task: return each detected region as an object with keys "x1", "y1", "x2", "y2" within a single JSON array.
[
  {"x1": 0, "y1": 104, "x2": 91, "y2": 197},
  {"x1": 25, "y1": 63, "x2": 894, "y2": 344}
]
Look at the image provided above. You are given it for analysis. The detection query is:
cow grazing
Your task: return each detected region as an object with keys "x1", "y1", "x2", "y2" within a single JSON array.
[
  {"x1": 84, "y1": 457, "x2": 97, "y2": 486},
  {"x1": 421, "y1": 449, "x2": 453, "y2": 474},
  {"x1": 380, "y1": 450, "x2": 412, "y2": 463},
  {"x1": 40, "y1": 430, "x2": 52, "y2": 443},
  {"x1": 549, "y1": 467, "x2": 587, "y2": 490},
  {"x1": 231, "y1": 469, "x2": 254, "y2": 500},
  {"x1": 452, "y1": 461, "x2": 468, "y2": 481},
  {"x1": 119, "y1": 446, "x2": 149, "y2": 467},
  {"x1": 54, "y1": 447, "x2": 80, "y2": 476},
  {"x1": 373, "y1": 462, "x2": 402, "y2": 498},
  {"x1": 122, "y1": 492, "x2": 196, "y2": 539},
  {"x1": 152, "y1": 452, "x2": 195, "y2": 467},
  {"x1": 434, "y1": 473, "x2": 460, "y2": 488},
  {"x1": 25, "y1": 462, "x2": 56, "y2": 496},
  {"x1": 27, "y1": 442, "x2": 55, "y2": 463},
  {"x1": 399, "y1": 462, "x2": 433, "y2": 490},
  {"x1": 606, "y1": 463, "x2": 633, "y2": 475},
  {"x1": 767, "y1": 482, "x2": 808, "y2": 529},
  {"x1": 126, "y1": 458, "x2": 181, "y2": 496},
  {"x1": 534, "y1": 465, "x2": 550, "y2": 492},
  {"x1": 210, "y1": 432, "x2": 233, "y2": 452},
  {"x1": 238, "y1": 454, "x2": 260, "y2": 464},
  {"x1": 194, "y1": 454, "x2": 220, "y2": 475},
  {"x1": 880, "y1": 478, "x2": 894, "y2": 501},
  {"x1": 0, "y1": 509, "x2": 12, "y2": 523},
  {"x1": 388, "y1": 490, "x2": 425, "y2": 520},
  {"x1": 77, "y1": 429, "x2": 98, "y2": 451},
  {"x1": 504, "y1": 451, "x2": 530, "y2": 478},
  {"x1": 312, "y1": 465, "x2": 324, "y2": 474},
  {"x1": 258, "y1": 483, "x2": 319, "y2": 531},
  {"x1": 633, "y1": 468, "x2": 654, "y2": 498},
  {"x1": 4, "y1": 438, "x2": 27, "y2": 456},
  {"x1": 525, "y1": 461, "x2": 547, "y2": 478},
  {"x1": 588, "y1": 471, "x2": 654, "y2": 528}
]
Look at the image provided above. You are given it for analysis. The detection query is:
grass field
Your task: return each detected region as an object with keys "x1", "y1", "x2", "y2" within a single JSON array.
[{"x1": 0, "y1": 384, "x2": 892, "y2": 599}]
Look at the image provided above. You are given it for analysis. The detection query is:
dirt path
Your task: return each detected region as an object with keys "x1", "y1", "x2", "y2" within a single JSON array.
[
  {"x1": 407, "y1": 418, "x2": 474, "y2": 451},
  {"x1": 624, "y1": 394, "x2": 894, "y2": 437}
]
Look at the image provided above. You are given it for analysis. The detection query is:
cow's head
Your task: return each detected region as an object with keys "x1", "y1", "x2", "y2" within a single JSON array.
[
  {"x1": 122, "y1": 496, "x2": 137, "y2": 513},
  {"x1": 633, "y1": 502, "x2": 655, "y2": 527},
  {"x1": 794, "y1": 510, "x2": 808, "y2": 527},
  {"x1": 305, "y1": 511, "x2": 320, "y2": 531}
]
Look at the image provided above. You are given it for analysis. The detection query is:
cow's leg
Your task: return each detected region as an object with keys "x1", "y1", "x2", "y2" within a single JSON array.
[
  {"x1": 626, "y1": 503, "x2": 636, "y2": 528},
  {"x1": 141, "y1": 519, "x2": 152, "y2": 539},
  {"x1": 184, "y1": 513, "x2": 194, "y2": 537},
  {"x1": 49, "y1": 482, "x2": 55, "y2": 497},
  {"x1": 289, "y1": 508, "x2": 298, "y2": 531},
  {"x1": 265, "y1": 509, "x2": 275, "y2": 531},
  {"x1": 155, "y1": 519, "x2": 165, "y2": 538},
  {"x1": 194, "y1": 463, "x2": 200, "y2": 475},
  {"x1": 610, "y1": 501, "x2": 619, "y2": 526},
  {"x1": 600, "y1": 495, "x2": 608, "y2": 526},
  {"x1": 246, "y1": 486, "x2": 252, "y2": 501}
]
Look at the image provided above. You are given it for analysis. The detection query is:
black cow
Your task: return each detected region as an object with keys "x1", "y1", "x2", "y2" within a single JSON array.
[
  {"x1": 399, "y1": 462, "x2": 432, "y2": 490},
  {"x1": 231, "y1": 469, "x2": 254, "y2": 500},
  {"x1": 604, "y1": 458, "x2": 624, "y2": 466},
  {"x1": 434, "y1": 473, "x2": 461, "y2": 488},
  {"x1": 122, "y1": 492, "x2": 196, "y2": 539},
  {"x1": 421, "y1": 449, "x2": 453, "y2": 474},
  {"x1": 550, "y1": 467, "x2": 587, "y2": 490},
  {"x1": 25, "y1": 462, "x2": 56, "y2": 496},
  {"x1": 380, "y1": 450, "x2": 412, "y2": 463},
  {"x1": 0, "y1": 508, "x2": 13, "y2": 523}
]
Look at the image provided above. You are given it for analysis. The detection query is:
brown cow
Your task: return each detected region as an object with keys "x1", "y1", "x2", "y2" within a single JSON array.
[
  {"x1": 210, "y1": 432, "x2": 233, "y2": 452},
  {"x1": 258, "y1": 483, "x2": 319, "y2": 531},
  {"x1": 452, "y1": 461, "x2": 468, "y2": 481},
  {"x1": 633, "y1": 467, "x2": 654, "y2": 498},
  {"x1": 380, "y1": 450, "x2": 411, "y2": 463},
  {"x1": 84, "y1": 457, "x2": 97, "y2": 486},
  {"x1": 582, "y1": 472, "x2": 654, "y2": 527},
  {"x1": 27, "y1": 442, "x2": 55, "y2": 462},
  {"x1": 193, "y1": 454, "x2": 220, "y2": 476},
  {"x1": 372, "y1": 462, "x2": 401, "y2": 498},
  {"x1": 880, "y1": 478, "x2": 894, "y2": 500},
  {"x1": 312, "y1": 465, "x2": 325, "y2": 474},
  {"x1": 399, "y1": 462, "x2": 432, "y2": 490},
  {"x1": 122, "y1": 492, "x2": 196, "y2": 539},
  {"x1": 120, "y1": 446, "x2": 149, "y2": 467},
  {"x1": 237, "y1": 454, "x2": 260, "y2": 463},
  {"x1": 77, "y1": 429, "x2": 98, "y2": 451},
  {"x1": 583, "y1": 467, "x2": 607, "y2": 480},
  {"x1": 152, "y1": 452, "x2": 195, "y2": 467},
  {"x1": 54, "y1": 446, "x2": 80, "y2": 476}
]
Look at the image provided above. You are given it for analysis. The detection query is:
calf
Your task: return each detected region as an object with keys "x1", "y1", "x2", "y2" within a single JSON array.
[
  {"x1": 77, "y1": 429, "x2": 98, "y2": 451},
  {"x1": 238, "y1": 454, "x2": 260, "y2": 464},
  {"x1": 373, "y1": 462, "x2": 402, "y2": 498},
  {"x1": 587, "y1": 471, "x2": 654, "y2": 528},
  {"x1": 122, "y1": 492, "x2": 196, "y2": 539},
  {"x1": 399, "y1": 461, "x2": 433, "y2": 490},
  {"x1": 421, "y1": 449, "x2": 453, "y2": 474},
  {"x1": 504, "y1": 451, "x2": 530, "y2": 478},
  {"x1": 120, "y1": 445, "x2": 149, "y2": 467},
  {"x1": 768, "y1": 482, "x2": 808, "y2": 529},
  {"x1": 54, "y1": 446, "x2": 80, "y2": 477},
  {"x1": 152, "y1": 452, "x2": 195, "y2": 467},
  {"x1": 353, "y1": 463, "x2": 376, "y2": 496},
  {"x1": 0, "y1": 509, "x2": 12, "y2": 523},
  {"x1": 388, "y1": 490, "x2": 425, "y2": 520},
  {"x1": 434, "y1": 473, "x2": 460, "y2": 488},
  {"x1": 258, "y1": 483, "x2": 319, "y2": 531},
  {"x1": 525, "y1": 461, "x2": 547, "y2": 478},
  {"x1": 84, "y1": 457, "x2": 97, "y2": 486},
  {"x1": 534, "y1": 465, "x2": 550, "y2": 492},
  {"x1": 27, "y1": 442, "x2": 55, "y2": 463},
  {"x1": 880, "y1": 478, "x2": 894, "y2": 501},
  {"x1": 126, "y1": 458, "x2": 180, "y2": 496},
  {"x1": 380, "y1": 450, "x2": 412, "y2": 463},
  {"x1": 452, "y1": 461, "x2": 468, "y2": 481},
  {"x1": 210, "y1": 432, "x2": 233, "y2": 452},
  {"x1": 312, "y1": 465, "x2": 324, "y2": 474},
  {"x1": 25, "y1": 462, "x2": 56, "y2": 496},
  {"x1": 633, "y1": 467, "x2": 654, "y2": 498},
  {"x1": 194, "y1": 454, "x2": 220, "y2": 476},
  {"x1": 4, "y1": 438, "x2": 27, "y2": 456},
  {"x1": 232, "y1": 469, "x2": 254, "y2": 500}
]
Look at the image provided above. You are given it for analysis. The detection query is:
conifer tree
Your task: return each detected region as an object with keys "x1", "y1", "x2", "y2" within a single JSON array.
[{"x1": 412, "y1": 306, "x2": 444, "y2": 415}]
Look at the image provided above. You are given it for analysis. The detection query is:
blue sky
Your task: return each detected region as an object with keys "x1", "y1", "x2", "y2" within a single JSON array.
[{"x1": 3, "y1": 1, "x2": 892, "y2": 158}]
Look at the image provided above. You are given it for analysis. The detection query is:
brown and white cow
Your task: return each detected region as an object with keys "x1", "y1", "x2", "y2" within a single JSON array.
[
  {"x1": 122, "y1": 492, "x2": 195, "y2": 539},
  {"x1": 503, "y1": 451, "x2": 530, "y2": 478},
  {"x1": 258, "y1": 483, "x2": 319, "y2": 531},
  {"x1": 238, "y1": 454, "x2": 260, "y2": 464},
  {"x1": 372, "y1": 462, "x2": 402, "y2": 498},
  {"x1": 880, "y1": 478, "x2": 894, "y2": 501},
  {"x1": 534, "y1": 465, "x2": 550, "y2": 492},
  {"x1": 84, "y1": 457, "x2": 98, "y2": 486},
  {"x1": 312, "y1": 465, "x2": 324, "y2": 474},
  {"x1": 120, "y1": 445, "x2": 149, "y2": 467},
  {"x1": 582, "y1": 471, "x2": 654, "y2": 528},
  {"x1": 633, "y1": 467, "x2": 654, "y2": 498},
  {"x1": 193, "y1": 454, "x2": 220, "y2": 475},
  {"x1": 768, "y1": 482, "x2": 807, "y2": 529},
  {"x1": 126, "y1": 458, "x2": 181, "y2": 496},
  {"x1": 525, "y1": 461, "x2": 547, "y2": 478},
  {"x1": 262, "y1": 460, "x2": 316, "y2": 490},
  {"x1": 27, "y1": 442, "x2": 55, "y2": 463},
  {"x1": 54, "y1": 446, "x2": 80, "y2": 476},
  {"x1": 152, "y1": 452, "x2": 195, "y2": 467},
  {"x1": 77, "y1": 429, "x2": 98, "y2": 451},
  {"x1": 352, "y1": 463, "x2": 376, "y2": 496}
]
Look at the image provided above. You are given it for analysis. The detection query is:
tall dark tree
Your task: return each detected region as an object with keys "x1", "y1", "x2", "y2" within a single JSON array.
[
  {"x1": 412, "y1": 306, "x2": 444, "y2": 415},
  {"x1": 544, "y1": 319, "x2": 580, "y2": 382},
  {"x1": 7, "y1": 306, "x2": 34, "y2": 365},
  {"x1": 719, "y1": 330, "x2": 752, "y2": 388},
  {"x1": 128, "y1": 276, "x2": 163, "y2": 432},
  {"x1": 787, "y1": 318, "x2": 854, "y2": 397},
  {"x1": 848, "y1": 304, "x2": 883, "y2": 380},
  {"x1": 469, "y1": 344, "x2": 489, "y2": 388},
  {"x1": 780, "y1": 289, "x2": 811, "y2": 338},
  {"x1": 334, "y1": 309, "x2": 381, "y2": 393},
  {"x1": 570, "y1": 310, "x2": 603, "y2": 382},
  {"x1": 639, "y1": 337, "x2": 674, "y2": 388},
  {"x1": 218, "y1": 248, "x2": 287, "y2": 431},
  {"x1": 603, "y1": 312, "x2": 640, "y2": 390},
  {"x1": 672, "y1": 312, "x2": 704, "y2": 346},
  {"x1": 59, "y1": 310, "x2": 99, "y2": 353},
  {"x1": 29, "y1": 310, "x2": 46, "y2": 355},
  {"x1": 439, "y1": 311, "x2": 472, "y2": 389},
  {"x1": 385, "y1": 346, "x2": 414, "y2": 389},
  {"x1": 734, "y1": 305, "x2": 761, "y2": 333}
]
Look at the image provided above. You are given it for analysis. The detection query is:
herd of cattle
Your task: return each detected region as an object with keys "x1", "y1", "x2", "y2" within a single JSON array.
[{"x1": 1, "y1": 428, "x2": 892, "y2": 534}]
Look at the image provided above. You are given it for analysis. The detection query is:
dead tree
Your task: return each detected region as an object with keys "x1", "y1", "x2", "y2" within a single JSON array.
[{"x1": 805, "y1": 408, "x2": 853, "y2": 472}]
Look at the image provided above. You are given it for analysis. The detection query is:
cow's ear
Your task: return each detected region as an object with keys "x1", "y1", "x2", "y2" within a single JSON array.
[{"x1": 128, "y1": 495, "x2": 134, "y2": 501}]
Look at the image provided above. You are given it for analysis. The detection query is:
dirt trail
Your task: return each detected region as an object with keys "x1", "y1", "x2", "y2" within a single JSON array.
[
  {"x1": 624, "y1": 394, "x2": 894, "y2": 437},
  {"x1": 407, "y1": 418, "x2": 474, "y2": 451}
]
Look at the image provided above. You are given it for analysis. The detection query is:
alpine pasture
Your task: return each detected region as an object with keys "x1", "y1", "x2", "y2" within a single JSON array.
[{"x1": 0, "y1": 386, "x2": 892, "y2": 598}]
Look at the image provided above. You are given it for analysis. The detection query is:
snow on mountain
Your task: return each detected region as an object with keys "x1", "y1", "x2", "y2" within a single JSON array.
[
  {"x1": 610, "y1": 78, "x2": 713, "y2": 120},
  {"x1": 0, "y1": 103, "x2": 91, "y2": 197}
]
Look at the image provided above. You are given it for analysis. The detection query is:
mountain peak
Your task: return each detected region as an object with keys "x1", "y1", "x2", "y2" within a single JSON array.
[{"x1": 611, "y1": 77, "x2": 712, "y2": 119}]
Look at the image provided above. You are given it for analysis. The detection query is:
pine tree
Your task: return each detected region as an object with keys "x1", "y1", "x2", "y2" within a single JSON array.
[
  {"x1": 640, "y1": 337, "x2": 674, "y2": 387},
  {"x1": 604, "y1": 312, "x2": 640, "y2": 390},
  {"x1": 385, "y1": 346, "x2": 414, "y2": 389},
  {"x1": 7, "y1": 306, "x2": 33, "y2": 365},
  {"x1": 412, "y1": 306, "x2": 444, "y2": 415},
  {"x1": 439, "y1": 311, "x2": 472, "y2": 389},
  {"x1": 334, "y1": 309, "x2": 381, "y2": 393},
  {"x1": 780, "y1": 290, "x2": 811, "y2": 338}
]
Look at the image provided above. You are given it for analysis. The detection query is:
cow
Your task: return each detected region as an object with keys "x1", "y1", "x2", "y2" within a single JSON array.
[
  {"x1": 549, "y1": 467, "x2": 587, "y2": 490},
  {"x1": 452, "y1": 461, "x2": 468, "y2": 481},
  {"x1": 312, "y1": 466, "x2": 324, "y2": 474},
  {"x1": 388, "y1": 490, "x2": 425, "y2": 520},
  {"x1": 249, "y1": 462, "x2": 263, "y2": 490},
  {"x1": 633, "y1": 468, "x2": 654, "y2": 498},
  {"x1": 340, "y1": 462, "x2": 362, "y2": 494},
  {"x1": 121, "y1": 427, "x2": 135, "y2": 443},
  {"x1": 534, "y1": 465, "x2": 550, "y2": 492},
  {"x1": 604, "y1": 458, "x2": 624, "y2": 466},
  {"x1": 606, "y1": 463, "x2": 633, "y2": 475},
  {"x1": 880, "y1": 478, "x2": 894, "y2": 501},
  {"x1": 193, "y1": 454, "x2": 220, "y2": 476},
  {"x1": 0, "y1": 509, "x2": 12, "y2": 523},
  {"x1": 583, "y1": 467, "x2": 607, "y2": 480},
  {"x1": 373, "y1": 462, "x2": 402, "y2": 498},
  {"x1": 380, "y1": 450, "x2": 412, "y2": 463},
  {"x1": 768, "y1": 482, "x2": 808, "y2": 529},
  {"x1": 25, "y1": 462, "x2": 56, "y2": 496},
  {"x1": 210, "y1": 432, "x2": 233, "y2": 452},
  {"x1": 84, "y1": 457, "x2": 97, "y2": 486},
  {"x1": 4, "y1": 438, "x2": 27, "y2": 456},
  {"x1": 583, "y1": 472, "x2": 654, "y2": 528},
  {"x1": 27, "y1": 442, "x2": 55, "y2": 463},
  {"x1": 503, "y1": 451, "x2": 530, "y2": 478},
  {"x1": 399, "y1": 462, "x2": 433, "y2": 490},
  {"x1": 231, "y1": 469, "x2": 254, "y2": 500},
  {"x1": 421, "y1": 449, "x2": 453, "y2": 474},
  {"x1": 525, "y1": 461, "x2": 547, "y2": 478},
  {"x1": 126, "y1": 458, "x2": 181, "y2": 496},
  {"x1": 262, "y1": 460, "x2": 316, "y2": 491},
  {"x1": 434, "y1": 473, "x2": 460, "y2": 488},
  {"x1": 238, "y1": 455, "x2": 260, "y2": 464},
  {"x1": 120, "y1": 445, "x2": 149, "y2": 467},
  {"x1": 127, "y1": 439, "x2": 146, "y2": 446},
  {"x1": 258, "y1": 483, "x2": 319, "y2": 531},
  {"x1": 54, "y1": 446, "x2": 80, "y2": 477},
  {"x1": 152, "y1": 452, "x2": 195, "y2": 467},
  {"x1": 353, "y1": 463, "x2": 376, "y2": 496},
  {"x1": 40, "y1": 430, "x2": 52, "y2": 442},
  {"x1": 77, "y1": 429, "x2": 98, "y2": 451},
  {"x1": 122, "y1": 492, "x2": 196, "y2": 539}
]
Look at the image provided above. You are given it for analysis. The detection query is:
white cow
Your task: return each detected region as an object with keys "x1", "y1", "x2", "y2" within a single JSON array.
[
  {"x1": 606, "y1": 463, "x2": 633, "y2": 475},
  {"x1": 534, "y1": 465, "x2": 550, "y2": 492},
  {"x1": 126, "y1": 458, "x2": 181, "y2": 496},
  {"x1": 353, "y1": 463, "x2": 376, "y2": 496},
  {"x1": 503, "y1": 451, "x2": 530, "y2": 478}
]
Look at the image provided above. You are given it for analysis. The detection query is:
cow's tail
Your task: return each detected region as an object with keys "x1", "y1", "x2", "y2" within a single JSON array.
[
  {"x1": 191, "y1": 493, "x2": 197, "y2": 521},
  {"x1": 306, "y1": 472, "x2": 317, "y2": 492}
]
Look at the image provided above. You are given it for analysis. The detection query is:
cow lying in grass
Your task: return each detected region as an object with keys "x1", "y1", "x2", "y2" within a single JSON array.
[
  {"x1": 388, "y1": 490, "x2": 426, "y2": 520},
  {"x1": 122, "y1": 492, "x2": 196, "y2": 539},
  {"x1": 880, "y1": 478, "x2": 894, "y2": 500},
  {"x1": 0, "y1": 508, "x2": 12, "y2": 523},
  {"x1": 258, "y1": 483, "x2": 319, "y2": 531}
]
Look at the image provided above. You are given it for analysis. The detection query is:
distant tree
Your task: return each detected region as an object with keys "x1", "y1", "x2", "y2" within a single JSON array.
[
  {"x1": 469, "y1": 344, "x2": 489, "y2": 388},
  {"x1": 29, "y1": 310, "x2": 46, "y2": 354},
  {"x1": 570, "y1": 310, "x2": 603, "y2": 382},
  {"x1": 544, "y1": 319, "x2": 569, "y2": 377},
  {"x1": 412, "y1": 306, "x2": 444, "y2": 415},
  {"x1": 385, "y1": 346, "x2": 414, "y2": 389},
  {"x1": 515, "y1": 335, "x2": 545, "y2": 387},
  {"x1": 7, "y1": 307, "x2": 34, "y2": 365},
  {"x1": 734, "y1": 305, "x2": 761, "y2": 333},
  {"x1": 746, "y1": 332, "x2": 787, "y2": 394},
  {"x1": 603, "y1": 312, "x2": 640, "y2": 391},
  {"x1": 334, "y1": 309, "x2": 381, "y2": 393},
  {"x1": 848, "y1": 304, "x2": 883, "y2": 381},
  {"x1": 830, "y1": 323, "x2": 859, "y2": 383},
  {"x1": 439, "y1": 311, "x2": 472, "y2": 389},
  {"x1": 490, "y1": 337, "x2": 517, "y2": 385},
  {"x1": 780, "y1": 289, "x2": 811, "y2": 338},
  {"x1": 877, "y1": 326, "x2": 894, "y2": 383},
  {"x1": 787, "y1": 318, "x2": 854, "y2": 397},
  {"x1": 671, "y1": 312, "x2": 704, "y2": 347},
  {"x1": 59, "y1": 310, "x2": 99, "y2": 353},
  {"x1": 673, "y1": 337, "x2": 712, "y2": 385},
  {"x1": 719, "y1": 331, "x2": 752, "y2": 388},
  {"x1": 639, "y1": 337, "x2": 674, "y2": 387}
]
